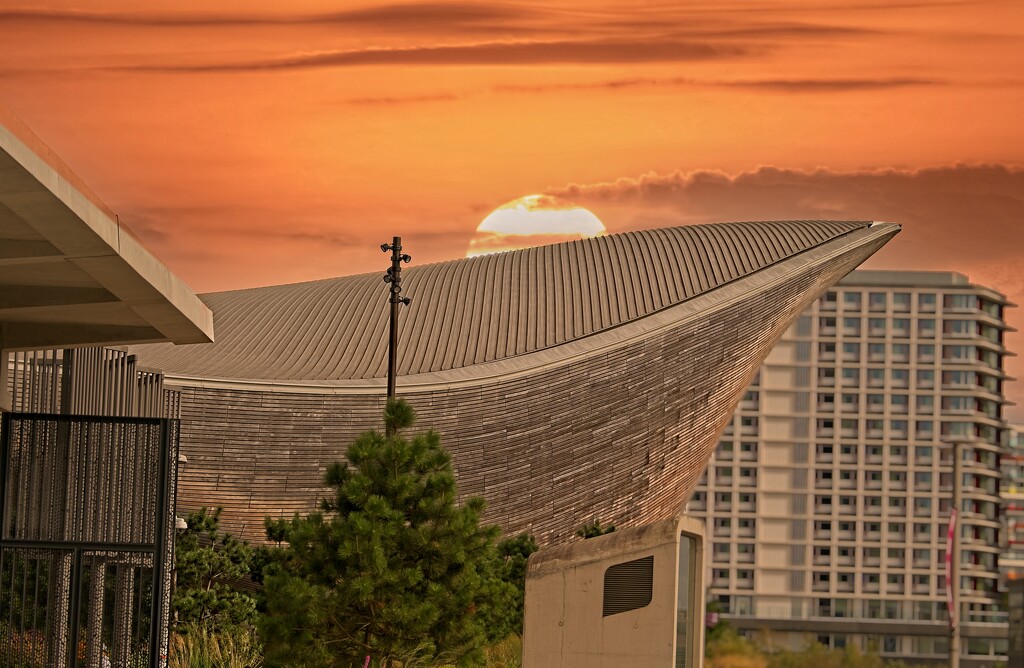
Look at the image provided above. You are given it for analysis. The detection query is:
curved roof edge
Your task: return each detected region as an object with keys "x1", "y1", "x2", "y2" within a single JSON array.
[
  {"x1": 163, "y1": 222, "x2": 899, "y2": 393},
  {"x1": 134, "y1": 220, "x2": 884, "y2": 380}
]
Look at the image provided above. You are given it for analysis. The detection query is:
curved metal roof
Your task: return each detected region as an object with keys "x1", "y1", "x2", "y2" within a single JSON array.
[{"x1": 131, "y1": 220, "x2": 871, "y2": 381}]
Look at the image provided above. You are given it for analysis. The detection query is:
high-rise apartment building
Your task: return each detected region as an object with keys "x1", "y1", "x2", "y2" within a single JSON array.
[{"x1": 688, "y1": 270, "x2": 1013, "y2": 666}]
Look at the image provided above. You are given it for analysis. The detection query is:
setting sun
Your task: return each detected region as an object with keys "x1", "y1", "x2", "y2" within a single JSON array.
[{"x1": 466, "y1": 195, "x2": 606, "y2": 257}]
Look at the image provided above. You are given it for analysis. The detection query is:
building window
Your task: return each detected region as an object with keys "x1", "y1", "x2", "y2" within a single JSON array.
[
  {"x1": 918, "y1": 319, "x2": 936, "y2": 338},
  {"x1": 944, "y1": 319, "x2": 975, "y2": 336},
  {"x1": 918, "y1": 293, "x2": 937, "y2": 311},
  {"x1": 869, "y1": 292, "x2": 887, "y2": 311},
  {"x1": 844, "y1": 293, "x2": 862, "y2": 310}
]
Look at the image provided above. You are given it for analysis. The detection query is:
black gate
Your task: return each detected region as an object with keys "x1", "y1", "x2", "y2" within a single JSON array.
[{"x1": 0, "y1": 413, "x2": 178, "y2": 668}]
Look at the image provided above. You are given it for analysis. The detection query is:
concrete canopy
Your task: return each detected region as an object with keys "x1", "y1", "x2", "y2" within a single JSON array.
[{"x1": 0, "y1": 107, "x2": 213, "y2": 352}]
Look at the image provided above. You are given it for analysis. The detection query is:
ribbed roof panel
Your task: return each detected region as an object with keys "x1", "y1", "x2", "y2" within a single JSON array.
[{"x1": 132, "y1": 220, "x2": 871, "y2": 381}]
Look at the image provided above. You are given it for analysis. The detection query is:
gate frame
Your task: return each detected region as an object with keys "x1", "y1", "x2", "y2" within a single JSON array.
[{"x1": 0, "y1": 411, "x2": 178, "y2": 668}]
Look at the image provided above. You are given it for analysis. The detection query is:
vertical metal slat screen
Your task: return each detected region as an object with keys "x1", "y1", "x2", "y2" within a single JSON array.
[{"x1": 0, "y1": 413, "x2": 178, "y2": 668}]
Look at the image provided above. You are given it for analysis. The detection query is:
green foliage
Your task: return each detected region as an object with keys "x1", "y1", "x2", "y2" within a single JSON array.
[
  {"x1": 707, "y1": 626, "x2": 763, "y2": 661},
  {"x1": 259, "y1": 399, "x2": 514, "y2": 668},
  {"x1": 263, "y1": 516, "x2": 288, "y2": 545},
  {"x1": 484, "y1": 634, "x2": 523, "y2": 668},
  {"x1": 707, "y1": 631, "x2": 907, "y2": 668},
  {"x1": 705, "y1": 598, "x2": 733, "y2": 647},
  {"x1": 384, "y1": 395, "x2": 416, "y2": 432},
  {"x1": 478, "y1": 533, "x2": 538, "y2": 639},
  {"x1": 576, "y1": 520, "x2": 616, "y2": 538},
  {"x1": 174, "y1": 507, "x2": 257, "y2": 631},
  {"x1": 168, "y1": 623, "x2": 263, "y2": 668}
]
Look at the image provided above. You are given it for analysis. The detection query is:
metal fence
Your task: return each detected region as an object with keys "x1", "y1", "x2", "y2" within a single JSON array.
[{"x1": 1, "y1": 348, "x2": 180, "y2": 668}]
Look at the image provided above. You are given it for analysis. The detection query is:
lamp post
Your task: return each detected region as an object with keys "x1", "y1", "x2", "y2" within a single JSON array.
[{"x1": 381, "y1": 237, "x2": 411, "y2": 413}]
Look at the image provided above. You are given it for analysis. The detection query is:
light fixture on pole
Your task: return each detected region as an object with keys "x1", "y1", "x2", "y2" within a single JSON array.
[{"x1": 381, "y1": 237, "x2": 412, "y2": 414}]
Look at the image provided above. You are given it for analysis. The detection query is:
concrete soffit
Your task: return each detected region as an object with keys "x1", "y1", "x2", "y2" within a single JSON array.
[{"x1": 0, "y1": 107, "x2": 214, "y2": 351}]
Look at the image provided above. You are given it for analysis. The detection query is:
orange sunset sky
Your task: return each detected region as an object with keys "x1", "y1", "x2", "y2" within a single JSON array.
[{"x1": 1, "y1": 1, "x2": 1023, "y2": 415}]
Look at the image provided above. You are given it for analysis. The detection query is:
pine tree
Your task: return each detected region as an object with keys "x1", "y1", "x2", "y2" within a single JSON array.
[
  {"x1": 259, "y1": 398, "x2": 513, "y2": 668},
  {"x1": 173, "y1": 506, "x2": 257, "y2": 631}
]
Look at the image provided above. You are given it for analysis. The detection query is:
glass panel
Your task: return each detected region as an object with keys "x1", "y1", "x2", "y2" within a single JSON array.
[{"x1": 676, "y1": 533, "x2": 698, "y2": 668}]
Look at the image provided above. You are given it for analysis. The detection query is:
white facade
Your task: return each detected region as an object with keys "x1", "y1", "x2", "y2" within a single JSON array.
[{"x1": 688, "y1": 270, "x2": 1013, "y2": 665}]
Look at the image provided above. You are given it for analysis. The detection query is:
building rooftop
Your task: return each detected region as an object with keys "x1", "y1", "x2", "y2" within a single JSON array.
[
  {"x1": 131, "y1": 220, "x2": 897, "y2": 383},
  {"x1": 0, "y1": 105, "x2": 214, "y2": 351}
]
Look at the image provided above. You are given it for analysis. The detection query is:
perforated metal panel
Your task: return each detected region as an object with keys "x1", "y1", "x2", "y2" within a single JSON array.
[{"x1": 603, "y1": 555, "x2": 654, "y2": 617}]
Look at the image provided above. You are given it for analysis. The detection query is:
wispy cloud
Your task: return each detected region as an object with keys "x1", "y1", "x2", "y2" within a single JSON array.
[
  {"x1": 0, "y1": 4, "x2": 539, "y2": 30},
  {"x1": 497, "y1": 76, "x2": 942, "y2": 94},
  {"x1": 105, "y1": 39, "x2": 754, "y2": 73},
  {"x1": 545, "y1": 163, "x2": 1024, "y2": 413},
  {"x1": 546, "y1": 164, "x2": 1024, "y2": 259},
  {"x1": 345, "y1": 93, "x2": 461, "y2": 105}
]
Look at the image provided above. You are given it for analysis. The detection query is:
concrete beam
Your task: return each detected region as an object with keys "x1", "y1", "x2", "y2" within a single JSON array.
[
  {"x1": 1, "y1": 322, "x2": 165, "y2": 351},
  {"x1": 0, "y1": 284, "x2": 117, "y2": 310}
]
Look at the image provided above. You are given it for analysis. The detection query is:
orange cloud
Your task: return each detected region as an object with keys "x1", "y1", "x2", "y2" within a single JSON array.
[{"x1": 546, "y1": 164, "x2": 1024, "y2": 418}]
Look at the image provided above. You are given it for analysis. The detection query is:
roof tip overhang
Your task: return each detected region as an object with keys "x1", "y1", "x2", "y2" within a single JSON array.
[{"x1": 0, "y1": 105, "x2": 213, "y2": 351}]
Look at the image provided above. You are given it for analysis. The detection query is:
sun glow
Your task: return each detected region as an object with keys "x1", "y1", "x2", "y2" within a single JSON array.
[{"x1": 466, "y1": 195, "x2": 606, "y2": 257}]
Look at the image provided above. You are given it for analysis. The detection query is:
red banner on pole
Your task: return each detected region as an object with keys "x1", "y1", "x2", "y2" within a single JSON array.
[{"x1": 946, "y1": 508, "x2": 958, "y2": 629}]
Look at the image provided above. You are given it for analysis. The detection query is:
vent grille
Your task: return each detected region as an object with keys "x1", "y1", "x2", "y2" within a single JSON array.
[{"x1": 603, "y1": 555, "x2": 654, "y2": 617}]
